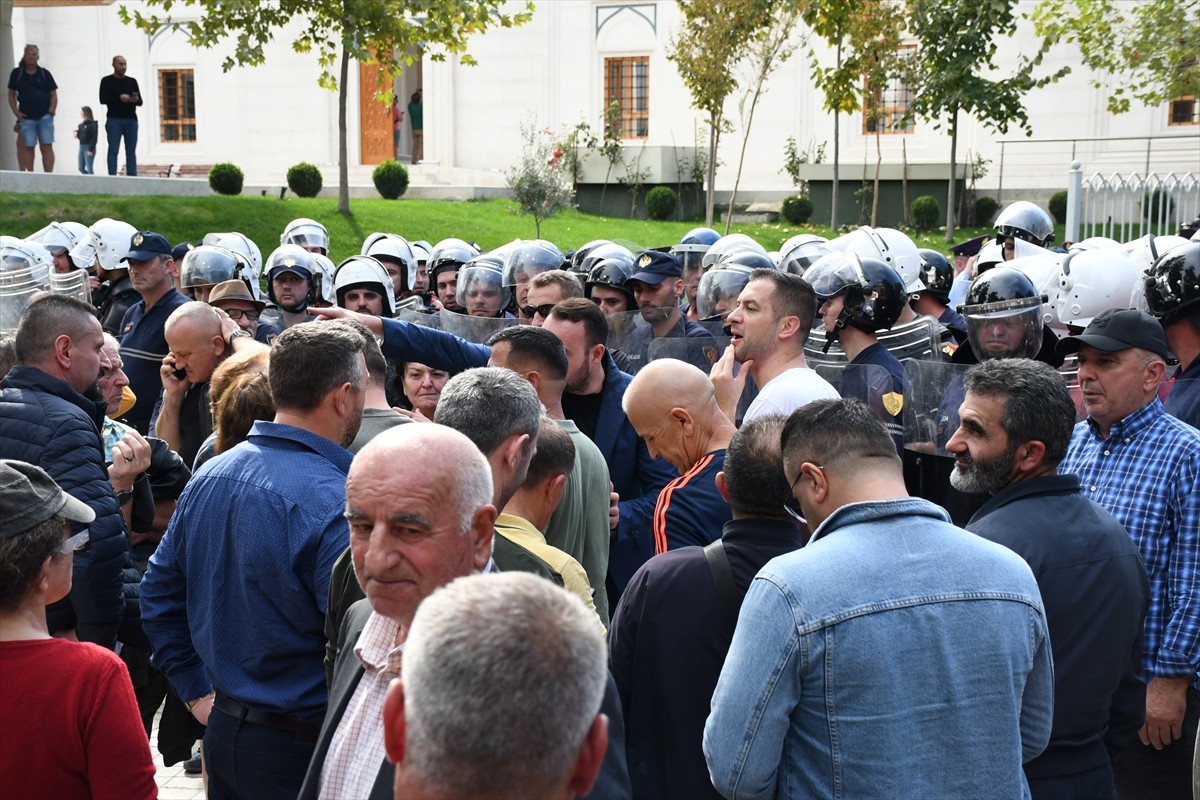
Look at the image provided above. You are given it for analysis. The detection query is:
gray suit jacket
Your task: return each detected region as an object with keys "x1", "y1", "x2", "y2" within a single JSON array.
[{"x1": 299, "y1": 599, "x2": 633, "y2": 800}]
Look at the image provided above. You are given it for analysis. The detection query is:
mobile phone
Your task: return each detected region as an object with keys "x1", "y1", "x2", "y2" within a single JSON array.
[{"x1": 173, "y1": 367, "x2": 187, "y2": 381}]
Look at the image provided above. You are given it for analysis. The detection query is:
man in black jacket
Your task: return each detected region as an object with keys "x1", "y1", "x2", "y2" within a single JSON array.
[
  {"x1": 608, "y1": 415, "x2": 806, "y2": 799},
  {"x1": 0, "y1": 294, "x2": 148, "y2": 647},
  {"x1": 947, "y1": 358, "x2": 1149, "y2": 800}
]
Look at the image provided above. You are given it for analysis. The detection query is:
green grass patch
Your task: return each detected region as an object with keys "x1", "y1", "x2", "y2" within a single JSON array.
[{"x1": 0, "y1": 192, "x2": 993, "y2": 261}]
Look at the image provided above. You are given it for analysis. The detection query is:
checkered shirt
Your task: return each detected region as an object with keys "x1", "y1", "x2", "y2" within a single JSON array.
[
  {"x1": 318, "y1": 612, "x2": 403, "y2": 800},
  {"x1": 1060, "y1": 397, "x2": 1200, "y2": 683}
]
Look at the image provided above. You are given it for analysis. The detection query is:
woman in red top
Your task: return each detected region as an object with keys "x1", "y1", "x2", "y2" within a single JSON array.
[{"x1": 0, "y1": 459, "x2": 157, "y2": 800}]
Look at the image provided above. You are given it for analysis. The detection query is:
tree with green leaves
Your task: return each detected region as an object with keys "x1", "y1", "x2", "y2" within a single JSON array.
[
  {"x1": 1031, "y1": 0, "x2": 1200, "y2": 114},
  {"x1": 904, "y1": 0, "x2": 1068, "y2": 241},
  {"x1": 801, "y1": 0, "x2": 878, "y2": 230},
  {"x1": 725, "y1": 0, "x2": 803, "y2": 234},
  {"x1": 667, "y1": 0, "x2": 773, "y2": 227},
  {"x1": 119, "y1": 0, "x2": 533, "y2": 217}
]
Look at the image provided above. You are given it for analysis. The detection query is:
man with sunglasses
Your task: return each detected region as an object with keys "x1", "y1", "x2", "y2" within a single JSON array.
[{"x1": 208, "y1": 279, "x2": 280, "y2": 344}]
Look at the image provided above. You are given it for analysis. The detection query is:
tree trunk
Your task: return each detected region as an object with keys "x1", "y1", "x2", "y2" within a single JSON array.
[
  {"x1": 706, "y1": 111, "x2": 719, "y2": 228},
  {"x1": 830, "y1": 38, "x2": 843, "y2": 231},
  {"x1": 726, "y1": 88, "x2": 760, "y2": 235},
  {"x1": 337, "y1": 45, "x2": 351, "y2": 217},
  {"x1": 945, "y1": 103, "x2": 958, "y2": 243},
  {"x1": 871, "y1": 126, "x2": 881, "y2": 227}
]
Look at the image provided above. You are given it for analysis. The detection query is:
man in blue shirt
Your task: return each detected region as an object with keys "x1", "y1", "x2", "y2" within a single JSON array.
[
  {"x1": 117, "y1": 231, "x2": 188, "y2": 433},
  {"x1": 1058, "y1": 309, "x2": 1200, "y2": 800},
  {"x1": 622, "y1": 251, "x2": 718, "y2": 375},
  {"x1": 141, "y1": 320, "x2": 368, "y2": 800}
]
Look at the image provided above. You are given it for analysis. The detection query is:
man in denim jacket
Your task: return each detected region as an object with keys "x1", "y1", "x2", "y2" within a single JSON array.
[{"x1": 704, "y1": 398, "x2": 1054, "y2": 800}]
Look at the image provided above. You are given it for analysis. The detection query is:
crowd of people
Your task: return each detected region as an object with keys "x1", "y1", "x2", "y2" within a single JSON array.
[{"x1": 1, "y1": 201, "x2": 1198, "y2": 800}]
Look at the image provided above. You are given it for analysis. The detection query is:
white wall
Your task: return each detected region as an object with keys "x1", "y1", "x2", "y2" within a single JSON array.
[{"x1": 11, "y1": 0, "x2": 1197, "y2": 194}]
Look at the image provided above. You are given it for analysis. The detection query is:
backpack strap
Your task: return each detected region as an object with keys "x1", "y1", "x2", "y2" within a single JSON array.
[{"x1": 703, "y1": 538, "x2": 741, "y2": 638}]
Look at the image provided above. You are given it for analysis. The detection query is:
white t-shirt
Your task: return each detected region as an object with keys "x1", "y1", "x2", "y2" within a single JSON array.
[{"x1": 743, "y1": 367, "x2": 840, "y2": 423}]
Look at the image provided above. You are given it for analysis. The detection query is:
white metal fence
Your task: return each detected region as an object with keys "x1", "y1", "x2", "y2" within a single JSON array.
[{"x1": 1065, "y1": 161, "x2": 1200, "y2": 243}]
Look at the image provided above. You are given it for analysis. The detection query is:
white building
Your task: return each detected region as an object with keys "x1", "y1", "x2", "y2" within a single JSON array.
[{"x1": 5, "y1": 0, "x2": 1197, "y2": 216}]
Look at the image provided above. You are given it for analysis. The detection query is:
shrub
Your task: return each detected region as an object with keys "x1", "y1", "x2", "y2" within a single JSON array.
[
  {"x1": 646, "y1": 186, "x2": 678, "y2": 220},
  {"x1": 973, "y1": 196, "x2": 1000, "y2": 226},
  {"x1": 781, "y1": 195, "x2": 814, "y2": 225},
  {"x1": 504, "y1": 115, "x2": 574, "y2": 237},
  {"x1": 1142, "y1": 188, "x2": 1175, "y2": 221},
  {"x1": 911, "y1": 195, "x2": 940, "y2": 231},
  {"x1": 1049, "y1": 190, "x2": 1068, "y2": 224},
  {"x1": 372, "y1": 160, "x2": 410, "y2": 200},
  {"x1": 208, "y1": 163, "x2": 243, "y2": 196},
  {"x1": 287, "y1": 162, "x2": 323, "y2": 198}
]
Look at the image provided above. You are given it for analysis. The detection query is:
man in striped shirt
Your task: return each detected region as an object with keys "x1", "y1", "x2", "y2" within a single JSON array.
[
  {"x1": 623, "y1": 359, "x2": 734, "y2": 554},
  {"x1": 1058, "y1": 309, "x2": 1200, "y2": 800}
]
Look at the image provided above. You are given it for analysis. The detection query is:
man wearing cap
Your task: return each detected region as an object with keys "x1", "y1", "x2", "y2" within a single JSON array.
[
  {"x1": 622, "y1": 251, "x2": 717, "y2": 375},
  {"x1": 209, "y1": 278, "x2": 281, "y2": 344},
  {"x1": 1057, "y1": 308, "x2": 1200, "y2": 800},
  {"x1": 947, "y1": 235, "x2": 988, "y2": 310},
  {"x1": 0, "y1": 294, "x2": 150, "y2": 648},
  {"x1": 117, "y1": 231, "x2": 188, "y2": 434}
]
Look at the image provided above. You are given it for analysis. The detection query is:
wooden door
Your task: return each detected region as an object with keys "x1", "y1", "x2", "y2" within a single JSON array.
[{"x1": 359, "y1": 60, "x2": 393, "y2": 165}]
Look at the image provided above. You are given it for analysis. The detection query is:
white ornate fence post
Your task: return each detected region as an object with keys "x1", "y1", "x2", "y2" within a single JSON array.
[{"x1": 1065, "y1": 160, "x2": 1083, "y2": 245}]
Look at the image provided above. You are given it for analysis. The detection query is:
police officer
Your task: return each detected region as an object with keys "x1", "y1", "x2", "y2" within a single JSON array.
[{"x1": 1145, "y1": 241, "x2": 1200, "y2": 428}]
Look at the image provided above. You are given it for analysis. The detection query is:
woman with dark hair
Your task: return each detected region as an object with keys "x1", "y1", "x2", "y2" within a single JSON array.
[{"x1": 0, "y1": 459, "x2": 157, "y2": 799}]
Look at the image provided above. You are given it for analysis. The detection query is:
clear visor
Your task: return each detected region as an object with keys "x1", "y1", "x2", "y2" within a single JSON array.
[
  {"x1": 285, "y1": 229, "x2": 329, "y2": 251},
  {"x1": 69, "y1": 241, "x2": 98, "y2": 270},
  {"x1": 966, "y1": 305, "x2": 1044, "y2": 360},
  {"x1": 779, "y1": 242, "x2": 830, "y2": 276},
  {"x1": 181, "y1": 248, "x2": 239, "y2": 288},
  {"x1": 805, "y1": 256, "x2": 864, "y2": 299},
  {"x1": 456, "y1": 267, "x2": 510, "y2": 314},
  {"x1": 502, "y1": 251, "x2": 558, "y2": 287},
  {"x1": 697, "y1": 268, "x2": 752, "y2": 320}
]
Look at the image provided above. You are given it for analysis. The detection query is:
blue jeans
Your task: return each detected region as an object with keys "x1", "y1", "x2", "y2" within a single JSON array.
[
  {"x1": 106, "y1": 117, "x2": 138, "y2": 176},
  {"x1": 78, "y1": 144, "x2": 94, "y2": 174}
]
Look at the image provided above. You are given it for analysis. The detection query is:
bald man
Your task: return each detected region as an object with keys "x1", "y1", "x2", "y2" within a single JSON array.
[
  {"x1": 622, "y1": 359, "x2": 735, "y2": 553},
  {"x1": 151, "y1": 300, "x2": 266, "y2": 465}
]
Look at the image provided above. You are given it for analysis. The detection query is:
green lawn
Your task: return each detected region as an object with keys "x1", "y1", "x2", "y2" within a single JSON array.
[{"x1": 0, "y1": 192, "x2": 993, "y2": 261}]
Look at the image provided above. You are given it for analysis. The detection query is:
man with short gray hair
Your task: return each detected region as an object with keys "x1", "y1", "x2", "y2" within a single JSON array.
[
  {"x1": 300, "y1": 423, "x2": 497, "y2": 800},
  {"x1": 385, "y1": 572, "x2": 609, "y2": 800}
]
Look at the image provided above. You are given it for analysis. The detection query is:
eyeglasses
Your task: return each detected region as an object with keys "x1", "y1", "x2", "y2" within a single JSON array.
[
  {"x1": 224, "y1": 309, "x2": 260, "y2": 321},
  {"x1": 782, "y1": 463, "x2": 823, "y2": 526},
  {"x1": 520, "y1": 303, "x2": 556, "y2": 319},
  {"x1": 58, "y1": 529, "x2": 90, "y2": 555}
]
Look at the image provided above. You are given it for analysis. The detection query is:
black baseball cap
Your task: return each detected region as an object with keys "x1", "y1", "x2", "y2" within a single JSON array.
[{"x1": 1055, "y1": 308, "x2": 1172, "y2": 361}]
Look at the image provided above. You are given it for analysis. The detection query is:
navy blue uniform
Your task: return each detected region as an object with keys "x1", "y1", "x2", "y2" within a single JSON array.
[
  {"x1": 841, "y1": 342, "x2": 907, "y2": 453},
  {"x1": 1166, "y1": 357, "x2": 1200, "y2": 429}
]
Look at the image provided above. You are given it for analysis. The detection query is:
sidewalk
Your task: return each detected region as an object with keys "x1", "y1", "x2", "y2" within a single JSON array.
[{"x1": 150, "y1": 708, "x2": 204, "y2": 800}]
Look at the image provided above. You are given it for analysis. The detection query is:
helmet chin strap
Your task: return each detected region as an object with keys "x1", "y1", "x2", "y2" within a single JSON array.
[{"x1": 822, "y1": 309, "x2": 852, "y2": 354}]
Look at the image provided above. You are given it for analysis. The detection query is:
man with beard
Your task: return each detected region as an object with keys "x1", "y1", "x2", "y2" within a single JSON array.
[
  {"x1": 621, "y1": 251, "x2": 716, "y2": 374},
  {"x1": 709, "y1": 269, "x2": 838, "y2": 425},
  {"x1": 141, "y1": 321, "x2": 368, "y2": 800},
  {"x1": 948, "y1": 358, "x2": 1149, "y2": 800},
  {"x1": 0, "y1": 294, "x2": 148, "y2": 648}
]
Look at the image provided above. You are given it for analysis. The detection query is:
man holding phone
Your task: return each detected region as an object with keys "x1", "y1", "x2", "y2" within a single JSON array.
[{"x1": 99, "y1": 55, "x2": 142, "y2": 176}]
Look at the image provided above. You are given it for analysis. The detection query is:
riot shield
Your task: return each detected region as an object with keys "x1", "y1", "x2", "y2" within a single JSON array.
[
  {"x1": 48, "y1": 266, "x2": 91, "y2": 306},
  {"x1": 805, "y1": 315, "x2": 942, "y2": 369},
  {"x1": 645, "y1": 333, "x2": 726, "y2": 375},
  {"x1": 900, "y1": 359, "x2": 985, "y2": 525},
  {"x1": 394, "y1": 307, "x2": 518, "y2": 345},
  {"x1": 0, "y1": 265, "x2": 51, "y2": 332}
]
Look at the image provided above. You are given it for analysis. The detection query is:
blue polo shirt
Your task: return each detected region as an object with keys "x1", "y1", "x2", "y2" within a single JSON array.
[{"x1": 118, "y1": 288, "x2": 188, "y2": 431}]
